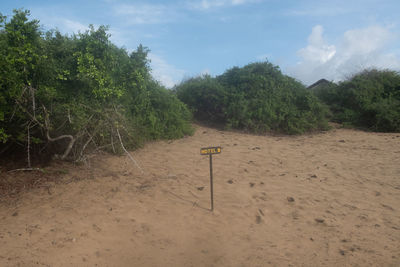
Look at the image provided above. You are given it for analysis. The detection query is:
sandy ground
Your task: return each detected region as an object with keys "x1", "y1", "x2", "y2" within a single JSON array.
[{"x1": 1, "y1": 125, "x2": 400, "y2": 266}]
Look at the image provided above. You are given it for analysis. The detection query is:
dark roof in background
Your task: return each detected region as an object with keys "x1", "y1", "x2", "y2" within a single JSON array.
[{"x1": 307, "y1": 79, "x2": 330, "y2": 89}]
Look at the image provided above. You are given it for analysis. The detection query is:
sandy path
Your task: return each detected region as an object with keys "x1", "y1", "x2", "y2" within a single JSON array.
[{"x1": 1, "y1": 125, "x2": 400, "y2": 266}]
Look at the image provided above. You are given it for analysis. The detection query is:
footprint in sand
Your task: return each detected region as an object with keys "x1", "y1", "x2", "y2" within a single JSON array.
[
  {"x1": 287, "y1": 197, "x2": 295, "y2": 202},
  {"x1": 256, "y1": 215, "x2": 263, "y2": 224},
  {"x1": 92, "y1": 224, "x2": 102, "y2": 232}
]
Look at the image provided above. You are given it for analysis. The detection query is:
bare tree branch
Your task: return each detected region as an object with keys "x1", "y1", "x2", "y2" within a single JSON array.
[
  {"x1": 8, "y1": 168, "x2": 43, "y2": 173},
  {"x1": 27, "y1": 122, "x2": 31, "y2": 168},
  {"x1": 116, "y1": 128, "x2": 144, "y2": 174},
  {"x1": 29, "y1": 86, "x2": 36, "y2": 119},
  {"x1": 111, "y1": 126, "x2": 116, "y2": 153},
  {"x1": 43, "y1": 106, "x2": 75, "y2": 160}
]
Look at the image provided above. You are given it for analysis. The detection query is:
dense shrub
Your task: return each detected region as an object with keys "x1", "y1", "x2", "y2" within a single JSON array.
[
  {"x1": 144, "y1": 81, "x2": 194, "y2": 140},
  {"x1": 176, "y1": 62, "x2": 329, "y2": 134},
  {"x1": 311, "y1": 69, "x2": 400, "y2": 132},
  {"x1": 174, "y1": 75, "x2": 226, "y2": 124},
  {"x1": 0, "y1": 9, "x2": 193, "y2": 163}
]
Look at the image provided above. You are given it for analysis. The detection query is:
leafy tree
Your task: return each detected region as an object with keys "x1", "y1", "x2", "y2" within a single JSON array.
[
  {"x1": 0, "y1": 9, "x2": 193, "y2": 165},
  {"x1": 0, "y1": 9, "x2": 44, "y2": 144}
]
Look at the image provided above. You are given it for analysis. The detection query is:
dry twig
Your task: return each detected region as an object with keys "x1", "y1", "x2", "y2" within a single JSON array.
[
  {"x1": 116, "y1": 128, "x2": 144, "y2": 174},
  {"x1": 7, "y1": 168, "x2": 43, "y2": 173}
]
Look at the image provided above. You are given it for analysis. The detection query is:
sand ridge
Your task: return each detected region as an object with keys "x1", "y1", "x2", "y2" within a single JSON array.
[{"x1": 1, "y1": 125, "x2": 400, "y2": 266}]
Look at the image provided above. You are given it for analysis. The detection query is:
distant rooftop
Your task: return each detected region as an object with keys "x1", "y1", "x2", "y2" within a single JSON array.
[{"x1": 307, "y1": 79, "x2": 330, "y2": 89}]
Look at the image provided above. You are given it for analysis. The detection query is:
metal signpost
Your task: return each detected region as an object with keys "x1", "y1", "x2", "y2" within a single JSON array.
[{"x1": 200, "y1": 146, "x2": 221, "y2": 211}]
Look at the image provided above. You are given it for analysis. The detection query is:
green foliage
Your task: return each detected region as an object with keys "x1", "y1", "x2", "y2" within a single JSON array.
[
  {"x1": 0, "y1": 9, "x2": 43, "y2": 143},
  {"x1": 175, "y1": 75, "x2": 226, "y2": 123},
  {"x1": 144, "y1": 81, "x2": 194, "y2": 139},
  {"x1": 0, "y1": 9, "x2": 193, "y2": 162},
  {"x1": 312, "y1": 69, "x2": 400, "y2": 132},
  {"x1": 176, "y1": 62, "x2": 329, "y2": 134}
]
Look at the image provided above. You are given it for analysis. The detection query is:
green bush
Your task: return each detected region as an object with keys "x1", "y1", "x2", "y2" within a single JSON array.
[
  {"x1": 176, "y1": 62, "x2": 329, "y2": 134},
  {"x1": 143, "y1": 81, "x2": 194, "y2": 140},
  {"x1": 175, "y1": 75, "x2": 226, "y2": 123},
  {"x1": 0, "y1": 9, "x2": 193, "y2": 162},
  {"x1": 312, "y1": 69, "x2": 400, "y2": 132}
]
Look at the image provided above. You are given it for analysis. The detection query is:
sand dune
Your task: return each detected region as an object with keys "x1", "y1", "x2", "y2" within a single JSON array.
[{"x1": 1, "y1": 125, "x2": 400, "y2": 266}]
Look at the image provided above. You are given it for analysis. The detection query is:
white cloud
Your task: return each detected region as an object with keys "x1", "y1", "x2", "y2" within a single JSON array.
[
  {"x1": 190, "y1": 0, "x2": 260, "y2": 10},
  {"x1": 341, "y1": 26, "x2": 394, "y2": 56},
  {"x1": 148, "y1": 53, "x2": 186, "y2": 88},
  {"x1": 113, "y1": 4, "x2": 169, "y2": 25},
  {"x1": 200, "y1": 69, "x2": 211, "y2": 76},
  {"x1": 288, "y1": 25, "x2": 400, "y2": 85},
  {"x1": 298, "y1": 25, "x2": 336, "y2": 63},
  {"x1": 35, "y1": 12, "x2": 89, "y2": 34},
  {"x1": 108, "y1": 28, "x2": 132, "y2": 48},
  {"x1": 62, "y1": 19, "x2": 89, "y2": 33},
  {"x1": 286, "y1": 6, "x2": 350, "y2": 17}
]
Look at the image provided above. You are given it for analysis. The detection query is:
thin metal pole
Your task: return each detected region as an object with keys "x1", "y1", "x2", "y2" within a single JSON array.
[{"x1": 209, "y1": 154, "x2": 214, "y2": 211}]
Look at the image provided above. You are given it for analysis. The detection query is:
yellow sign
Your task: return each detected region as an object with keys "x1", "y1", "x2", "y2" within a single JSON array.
[{"x1": 200, "y1": 146, "x2": 222, "y2": 155}]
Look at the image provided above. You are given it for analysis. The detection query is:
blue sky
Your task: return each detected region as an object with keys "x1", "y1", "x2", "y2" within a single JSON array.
[{"x1": 1, "y1": 0, "x2": 400, "y2": 87}]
